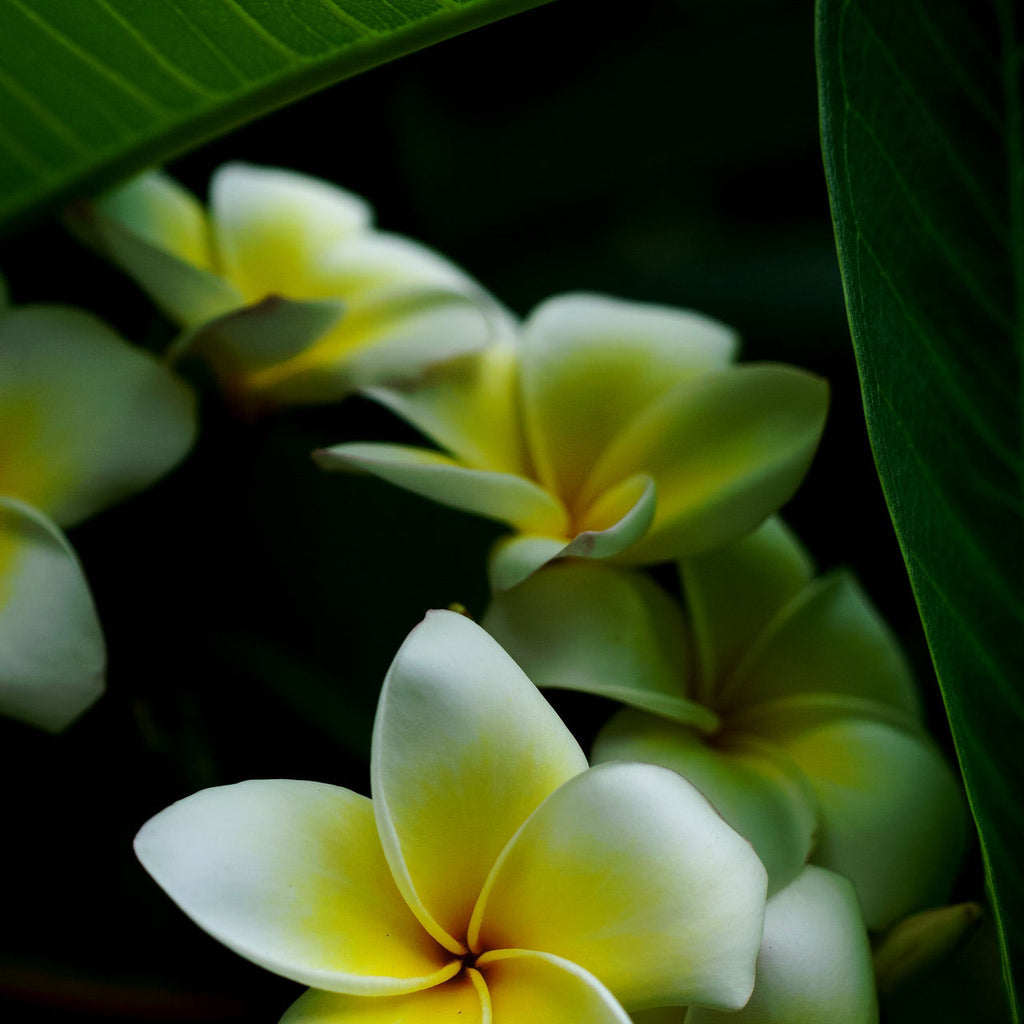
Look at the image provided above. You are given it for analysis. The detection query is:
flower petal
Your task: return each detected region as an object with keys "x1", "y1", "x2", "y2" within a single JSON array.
[
  {"x1": 72, "y1": 173, "x2": 242, "y2": 326},
  {"x1": 680, "y1": 517, "x2": 814, "y2": 700},
  {"x1": 686, "y1": 866, "x2": 877, "y2": 1024},
  {"x1": 480, "y1": 949, "x2": 632, "y2": 1024},
  {"x1": 482, "y1": 561, "x2": 716, "y2": 730},
  {"x1": 0, "y1": 497, "x2": 104, "y2": 732},
  {"x1": 579, "y1": 365, "x2": 828, "y2": 563},
  {"x1": 760, "y1": 714, "x2": 967, "y2": 929},
  {"x1": 364, "y1": 340, "x2": 526, "y2": 475},
  {"x1": 279, "y1": 975, "x2": 485, "y2": 1024},
  {"x1": 0, "y1": 305, "x2": 197, "y2": 527},
  {"x1": 519, "y1": 293, "x2": 738, "y2": 506},
  {"x1": 719, "y1": 570, "x2": 921, "y2": 719},
  {"x1": 372, "y1": 611, "x2": 588, "y2": 952},
  {"x1": 315, "y1": 443, "x2": 567, "y2": 536},
  {"x1": 592, "y1": 710, "x2": 816, "y2": 894},
  {"x1": 486, "y1": 535, "x2": 570, "y2": 592},
  {"x1": 470, "y1": 761, "x2": 767, "y2": 1011},
  {"x1": 209, "y1": 163, "x2": 371, "y2": 302},
  {"x1": 134, "y1": 779, "x2": 457, "y2": 995}
]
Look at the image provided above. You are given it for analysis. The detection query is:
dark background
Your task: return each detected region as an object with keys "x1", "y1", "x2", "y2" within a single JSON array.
[{"x1": 0, "y1": 1, "x2": 999, "y2": 1020}]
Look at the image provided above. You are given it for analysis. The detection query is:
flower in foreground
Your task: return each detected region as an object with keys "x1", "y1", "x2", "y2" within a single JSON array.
[
  {"x1": 317, "y1": 293, "x2": 829, "y2": 588},
  {"x1": 483, "y1": 518, "x2": 966, "y2": 928},
  {"x1": 72, "y1": 163, "x2": 511, "y2": 412},
  {"x1": 0, "y1": 294, "x2": 196, "y2": 730},
  {"x1": 135, "y1": 611, "x2": 768, "y2": 1022}
]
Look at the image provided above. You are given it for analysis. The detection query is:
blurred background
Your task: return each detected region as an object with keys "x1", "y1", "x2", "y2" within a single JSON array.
[{"x1": 0, "y1": 0, "x2": 1000, "y2": 1020}]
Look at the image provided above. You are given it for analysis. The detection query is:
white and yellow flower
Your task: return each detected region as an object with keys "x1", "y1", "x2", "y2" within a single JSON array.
[
  {"x1": 73, "y1": 164, "x2": 511, "y2": 412},
  {"x1": 483, "y1": 518, "x2": 966, "y2": 928},
  {"x1": 0, "y1": 297, "x2": 196, "y2": 730},
  {"x1": 317, "y1": 293, "x2": 829, "y2": 588},
  {"x1": 135, "y1": 610, "x2": 768, "y2": 1023}
]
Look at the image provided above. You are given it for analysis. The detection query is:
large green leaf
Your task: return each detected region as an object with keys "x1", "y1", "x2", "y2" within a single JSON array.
[
  {"x1": 0, "y1": 0, "x2": 551, "y2": 234},
  {"x1": 818, "y1": 1, "x2": 1023, "y2": 1017}
]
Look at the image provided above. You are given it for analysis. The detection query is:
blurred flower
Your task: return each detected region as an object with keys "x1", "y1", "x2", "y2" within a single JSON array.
[
  {"x1": 318, "y1": 293, "x2": 828, "y2": 588},
  {"x1": 0, "y1": 296, "x2": 196, "y2": 730},
  {"x1": 631, "y1": 866, "x2": 878, "y2": 1024},
  {"x1": 483, "y1": 517, "x2": 966, "y2": 927},
  {"x1": 71, "y1": 164, "x2": 511, "y2": 412},
  {"x1": 136, "y1": 610, "x2": 767, "y2": 1022}
]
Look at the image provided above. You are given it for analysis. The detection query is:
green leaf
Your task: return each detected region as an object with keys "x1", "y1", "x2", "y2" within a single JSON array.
[
  {"x1": 817, "y1": 1, "x2": 1024, "y2": 1018},
  {"x1": 0, "y1": 0, "x2": 552, "y2": 234}
]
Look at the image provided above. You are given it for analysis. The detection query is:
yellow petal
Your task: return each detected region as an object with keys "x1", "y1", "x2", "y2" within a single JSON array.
[
  {"x1": 372, "y1": 611, "x2": 588, "y2": 952},
  {"x1": 483, "y1": 561, "x2": 716, "y2": 730},
  {"x1": 280, "y1": 975, "x2": 486, "y2": 1024},
  {"x1": 592, "y1": 710, "x2": 816, "y2": 895},
  {"x1": 680, "y1": 517, "x2": 814, "y2": 700},
  {"x1": 519, "y1": 293, "x2": 738, "y2": 507},
  {"x1": 686, "y1": 867, "x2": 878, "y2": 1024},
  {"x1": 471, "y1": 762, "x2": 767, "y2": 1011},
  {"x1": 0, "y1": 305, "x2": 197, "y2": 527},
  {"x1": 315, "y1": 443, "x2": 567, "y2": 536},
  {"x1": 134, "y1": 780, "x2": 457, "y2": 995},
  {"x1": 480, "y1": 949, "x2": 631, "y2": 1024},
  {"x1": 581, "y1": 365, "x2": 828, "y2": 564},
  {"x1": 0, "y1": 497, "x2": 104, "y2": 732}
]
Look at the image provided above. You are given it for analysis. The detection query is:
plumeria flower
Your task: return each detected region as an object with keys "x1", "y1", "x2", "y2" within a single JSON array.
[
  {"x1": 632, "y1": 866, "x2": 878, "y2": 1024},
  {"x1": 135, "y1": 610, "x2": 768, "y2": 1023},
  {"x1": 0, "y1": 295, "x2": 196, "y2": 730},
  {"x1": 70, "y1": 164, "x2": 511, "y2": 413},
  {"x1": 317, "y1": 293, "x2": 829, "y2": 588},
  {"x1": 483, "y1": 517, "x2": 966, "y2": 928}
]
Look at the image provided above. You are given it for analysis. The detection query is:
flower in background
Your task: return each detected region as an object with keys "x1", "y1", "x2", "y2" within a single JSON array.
[
  {"x1": 483, "y1": 517, "x2": 966, "y2": 929},
  {"x1": 0, "y1": 291, "x2": 196, "y2": 730},
  {"x1": 71, "y1": 163, "x2": 511, "y2": 412},
  {"x1": 318, "y1": 293, "x2": 829, "y2": 588},
  {"x1": 136, "y1": 611, "x2": 768, "y2": 1023}
]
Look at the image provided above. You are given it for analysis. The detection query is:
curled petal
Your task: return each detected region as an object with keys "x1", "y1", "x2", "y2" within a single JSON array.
[
  {"x1": 0, "y1": 305, "x2": 196, "y2": 527},
  {"x1": 581, "y1": 365, "x2": 828, "y2": 564},
  {"x1": 720, "y1": 570, "x2": 921, "y2": 719},
  {"x1": 315, "y1": 443, "x2": 567, "y2": 536},
  {"x1": 762, "y1": 714, "x2": 967, "y2": 929},
  {"x1": 280, "y1": 975, "x2": 485, "y2": 1024},
  {"x1": 680, "y1": 517, "x2": 814, "y2": 699},
  {"x1": 686, "y1": 866, "x2": 878, "y2": 1024},
  {"x1": 486, "y1": 535, "x2": 570, "y2": 592},
  {"x1": 0, "y1": 497, "x2": 104, "y2": 732},
  {"x1": 470, "y1": 761, "x2": 767, "y2": 1012},
  {"x1": 483, "y1": 561, "x2": 715, "y2": 730},
  {"x1": 593, "y1": 710, "x2": 816, "y2": 894},
  {"x1": 372, "y1": 611, "x2": 587, "y2": 952},
  {"x1": 519, "y1": 293, "x2": 738, "y2": 505},
  {"x1": 135, "y1": 780, "x2": 457, "y2": 995},
  {"x1": 480, "y1": 949, "x2": 632, "y2": 1024}
]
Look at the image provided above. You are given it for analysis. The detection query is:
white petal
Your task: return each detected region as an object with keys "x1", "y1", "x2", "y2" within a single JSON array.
[
  {"x1": 0, "y1": 497, "x2": 104, "y2": 732},
  {"x1": 686, "y1": 867, "x2": 878, "y2": 1024},
  {"x1": 372, "y1": 611, "x2": 588, "y2": 952},
  {"x1": 471, "y1": 762, "x2": 767, "y2": 1012},
  {"x1": 135, "y1": 779, "x2": 457, "y2": 995}
]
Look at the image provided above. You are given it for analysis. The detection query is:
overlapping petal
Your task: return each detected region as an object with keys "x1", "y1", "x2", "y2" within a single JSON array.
[
  {"x1": 470, "y1": 761, "x2": 767, "y2": 1011},
  {"x1": 0, "y1": 305, "x2": 196, "y2": 527},
  {"x1": 481, "y1": 949, "x2": 632, "y2": 1024},
  {"x1": 519, "y1": 294, "x2": 738, "y2": 505},
  {"x1": 134, "y1": 780, "x2": 457, "y2": 995},
  {"x1": 280, "y1": 975, "x2": 485, "y2": 1024},
  {"x1": 579, "y1": 365, "x2": 828, "y2": 563},
  {"x1": 680, "y1": 517, "x2": 814, "y2": 697},
  {"x1": 0, "y1": 497, "x2": 105, "y2": 732},
  {"x1": 760, "y1": 713, "x2": 967, "y2": 929},
  {"x1": 483, "y1": 561, "x2": 716, "y2": 730},
  {"x1": 371, "y1": 610, "x2": 587, "y2": 951},
  {"x1": 592, "y1": 710, "x2": 816, "y2": 894}
]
